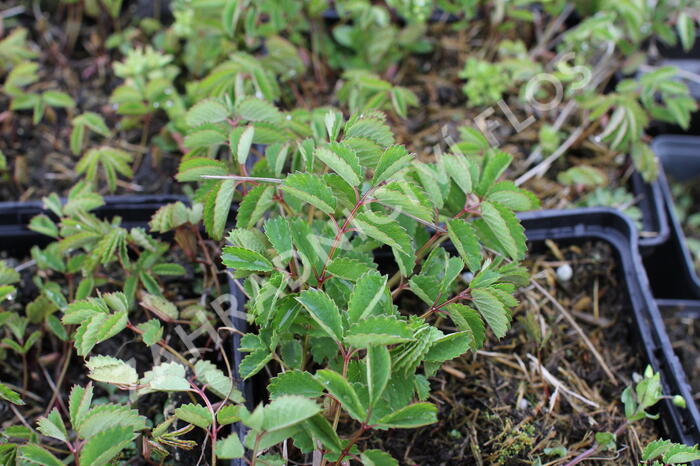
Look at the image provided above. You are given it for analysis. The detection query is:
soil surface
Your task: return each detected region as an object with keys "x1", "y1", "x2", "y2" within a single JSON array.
[
  {"x1": 351, "y1": 241, "x2": 660, "y2": 465},
  {"x1": 663, "y1": 307, "x2": 700, "y2": 408}
]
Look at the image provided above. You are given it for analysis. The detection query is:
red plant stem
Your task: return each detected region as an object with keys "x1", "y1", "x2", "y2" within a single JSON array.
[
  {"x1": 334, "y1": 423, "x2": 369, "y2": 465},
  {"x1": 318, "y1": 187, "x2": 377, "y2": 284},
  {"x1": 564, "y1": 422, "x2": 628, "y2": 466}
]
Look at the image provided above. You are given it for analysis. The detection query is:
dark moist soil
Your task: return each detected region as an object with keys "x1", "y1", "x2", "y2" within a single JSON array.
[
  {"x1": 0, "y1": 2, "x2": 182, "y2": 202},
  {"x1": 663, "y1": 308, "x2": 700, "y2": 408},
  {"x1": 355, "y1": 241, "x2": 660, "y2": 465}
]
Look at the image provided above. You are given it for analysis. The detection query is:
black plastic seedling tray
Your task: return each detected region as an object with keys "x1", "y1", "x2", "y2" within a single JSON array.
[
  {"x1": 519, "y1": 208, "x2": 700, "y2": 450},
  {"x1": 5, "y1": 197, "x2": 697, "y2": 455},
  {"x1": 644, "y1": 136, "x2": 700, "y2": 302},
  {"x1": 224, "y1": 207, "x2": 700, "y2": 454},
  {"x1": 0, "y1": 194, "x2": 188, "y2": 241},
  {"x1": 0, "y1": 195, "x2": 251, "y2": 464},
  {"x1": 630, "y1": 170, "x2": 671, "y2": 250}
]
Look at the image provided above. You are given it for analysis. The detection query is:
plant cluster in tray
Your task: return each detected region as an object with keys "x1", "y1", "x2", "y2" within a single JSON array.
[{"x1": 1, "y1": 0, "x2": 700, "y2": 465}]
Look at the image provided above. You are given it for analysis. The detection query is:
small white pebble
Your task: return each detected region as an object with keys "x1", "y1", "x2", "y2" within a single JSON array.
[
  {"x1": 556, "y1": 264, "x2": 573, "y2": 282},
  {"x1": 518, "y1": 398, "x2": 529, "y2": 410}
]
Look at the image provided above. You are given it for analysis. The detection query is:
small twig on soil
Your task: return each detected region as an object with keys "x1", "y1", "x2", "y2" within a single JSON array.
[
  {"x1": 0, "y1": 5, "x2": 25, "y2": 18},
  {"x1": 526, "y1": 354, "x2": 600, "y2": 408},
  {"x1": 200, "y1": 175, "x2": 283, "y2": 183},
  {"x1": 529, "y1": 4, "x2": 574, "y2": 58},
  {"x1": 530, "y1": 280, "x2": 618, "y2": 385},
  {"x1": 515, "y1": 125, "x2": 585, "y2": 186}
]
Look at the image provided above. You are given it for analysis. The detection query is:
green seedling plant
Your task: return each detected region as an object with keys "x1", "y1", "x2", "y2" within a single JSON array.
[
  {"x1": 337, "y1": 70, "x2": 418, "y2": 118},
  {"x1": 325, "y1": 1, "x2": 432, "y2": 72},
  {"x1": 564, "y1": 366, "x2": 700, "y2": 466},
  {"x1": 581, "y1": 67, "x2": 697, "y2": 182},
  {"x1": 2, "y1": 61, "x2": 75, "y2": 125},
  {"x1": 577, "y1": 186, "x2": 643, "y2": 228},
  {"x1": 109, "y1": 46, "x2": 185, "y2": 132},
  {"x1": 178, "y1": 106, "x2": 539, "y2": 463},
  {"x1": 1, "y1": 179, "x2": 239, "y2": 464},
  {"x1": 0, "y1": 28, "x2": 37, "y2": 74}
]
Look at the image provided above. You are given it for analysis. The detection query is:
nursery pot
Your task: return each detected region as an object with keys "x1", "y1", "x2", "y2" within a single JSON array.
[
  {"x1": 519, "y1": 208, "x2": 700, "y2": 449},
  {"x1": 643, "y1": 136, "x2": 700, "y2": 302},
  {"x1": 224, "y1": 208, "x2": 700, "y2": 455},
  {"x1": 0, "y1": 195, "x2": 251, "y2": 463},
  {"x1": 629, "y1": 169, "x2": 671, "y2": 251}
]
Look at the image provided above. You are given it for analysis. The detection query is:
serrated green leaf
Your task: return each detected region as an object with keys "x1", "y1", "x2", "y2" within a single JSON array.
[
  {"x1": 557, "y1": 166, "x2": 607, "y2": 187},
  {"x1": 425, "y1": 332, "x2": 471, "y2": 362},
  {"x1": 678, "y1": 12, "x2": 696, "y2": 52},
  {"x1": 316, "y1": 370, "x2": 366, "y2": 422},
  {"x1": 642, "y1": 439, "x2": 673, "y2": 461},
  {"x1": 269, "y1": 370, "x2": 324, "y2": 399},
  {"x1": 186, "y1": 99, "x2": 229, "y2": 127},
  {"x1": 29, "y1": 215, "x2": 59, "y2": 238},
  {"x1": 264, "y1": 217, "x2": 293, "y2": 264},
  {"x1": 303, "y1": 414, "x2": 343, "y2": 453},
  {"x1": 345, "y1": 117, "x2": 394, "y2": 146},
  {"x1": 176, "y1": 157, "x2": 227, "y2": 182},
  {"x1": 18, "y1": 445, "x2": 64, "y2": 466},
  {"x1": 142, "y1": 362, "x2": 190, "y2": 392},
  {"x1": 205, "y1": 179, "x2": 235, "y2": 240},
  {"x1": 281, "y1": 172, "x2": 336, "y2": 215},
  {"x1": 477, "y1": 151, "x2": 511, "y2": 196},
  {"x1": 376, "y1": 403, "x2": 437, "y2": 428},
  {"x1": 367, "y1": 345, "x2": 391, "y2": 406},
  {"x1": 69, "y1": 384, "x2": 93, "y2": 430},
  {"x1": 373, "y1": 181, "x2": 434, "y2": 223},
  {"x1": 237, "y1": 184, "x2": 275, "y2": 229},
  {"x1": 316, "y1": 143, "x2": 362, "y2": 187},
  {"x1": 442, "y1": 154, "x2": 473, "y2": 194},
  {"x1": 351, "y1": 211, "x2": 412, "y2": 256},
  {"x1": 240, "y1": 349, "x2": 273, "y2": 379},
  {"x1": 348, "y1": 271, "x2": 388, "y2": 323},
  {"x1": 345, "y1": 316, "x2": 413, "y2": 348},
  {"x1": 76, "y1": 404, "x2": 146, "y2": 438},
  {"x1": 222, "y1": 246, "x2": 274, "y2": 272},
  {"x1": 446, "y1": 304, "x2": 485, "y2": 349},
  {"x1": 0, "y1": 382, "x2": 24, "y2": 405},
  {"x1": 86, "y1": 355, "x2": 138, "y2": 386},
  {"x1": 471, "y1": 288, "x2": 510, "y2": 339},
  {"x1": 262, "y1": 396, "x2": 321, "y2": 432},
  {"x1": 361, "y1": 449, "x2": 398, "y2": 466},
  {"x1": 663, "y1": 443, "x2": 700, "y2": 464},
  {"x1": 140, "y1": 294, "x2": 179, "y2": 322},
  {"x1": 216, "y1": 434, "x2": 245, "y2": 459},
  {"x1": 233, "y1": 125, "x2": 255, "y2": 165},
  {"x1": 327, "y1": 257, "x2": 374, "y2": 281},
  {"x1": 79, "y1": 426, "x2": 136, "y2": 465},
  {"x1": 447, "y1": 219, "x2": 481, "y2": 272},
  {"x1": 236, "y1": 97, "x2": 281, "y2": 123},
  {"x1": 37, "y1": 409, "x2": 67, "y2": 442},
  {"x1": 486, "y1": 182, "x2": 540, "y2": 211},
  {"x1": 175, "y1": 403, "x2": 213, "y2": 429},
  {"x1": 194, "y1": 360, "x2": 243, "y2": 402},
  {"x1": 217, "y1": 405, "x2": 241, "y2": 425},
  {"x1": 480, "y1": 201, "x2": 525, "y2": 261},
  {"x1": 296, "y1": 289, "x2": 343, "y2": 342},
  {"x1": 408, "y1": 274, "x2": 441, "y2": 306},
  {"x1": 372, "y1": 145, "x2": 412, "y2": 185},
  {"x1": 42, "y1": 90, "x2": 75, "y2": 108}
]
